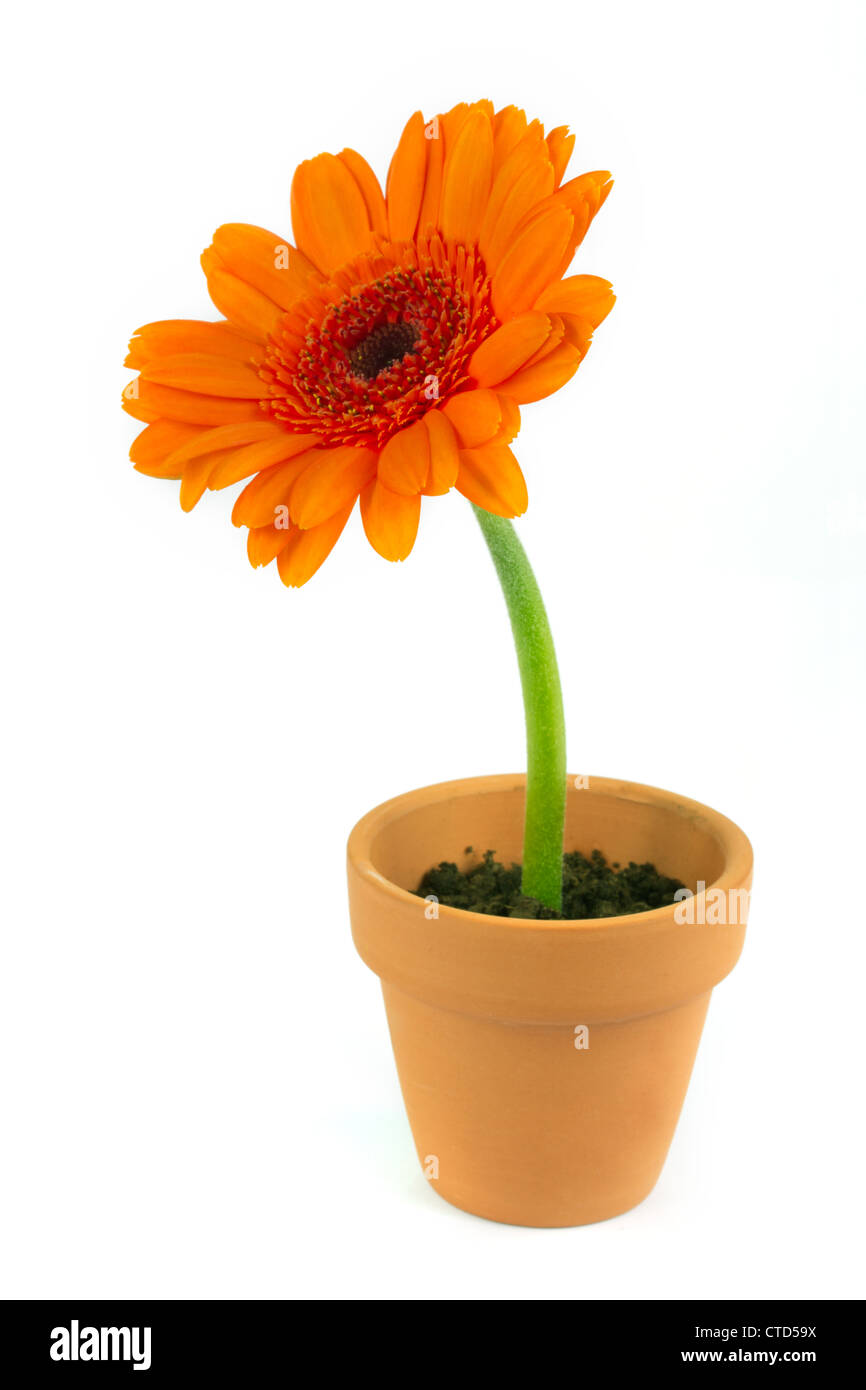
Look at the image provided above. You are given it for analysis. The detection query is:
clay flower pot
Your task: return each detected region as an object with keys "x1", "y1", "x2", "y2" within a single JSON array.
[{"x1": 348, "y1": 774, "x2": 753, "y2": 1227}]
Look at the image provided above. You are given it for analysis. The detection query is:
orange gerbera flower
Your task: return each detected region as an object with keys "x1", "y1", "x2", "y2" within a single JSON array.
[{"x1": 123, "y1": 101, "x2": 614, "y2": 586}]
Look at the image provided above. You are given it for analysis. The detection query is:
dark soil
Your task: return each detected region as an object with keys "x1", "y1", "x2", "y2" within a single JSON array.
[{"x1": 415, "y1": 847, "x2": 686, "y2": 920}]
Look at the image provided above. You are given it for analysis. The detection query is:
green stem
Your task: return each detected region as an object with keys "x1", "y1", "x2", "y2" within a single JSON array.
[{"x1": 472, "y1": 505, "x2": 567, "y2": 912}]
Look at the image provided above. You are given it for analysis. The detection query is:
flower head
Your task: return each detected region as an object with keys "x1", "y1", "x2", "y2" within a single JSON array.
[{"x1": 124, "y1": 102, "x2": 614, "y2": 586}]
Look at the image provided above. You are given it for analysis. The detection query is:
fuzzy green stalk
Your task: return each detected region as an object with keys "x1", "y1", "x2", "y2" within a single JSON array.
[{"x1": 472, "y1": 505, "x2": 567, "y2": 911}]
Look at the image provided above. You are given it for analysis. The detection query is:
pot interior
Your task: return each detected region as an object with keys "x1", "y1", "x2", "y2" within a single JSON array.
[{"x1": 368, "y1": 779, "x2": 728, "y2": 903}]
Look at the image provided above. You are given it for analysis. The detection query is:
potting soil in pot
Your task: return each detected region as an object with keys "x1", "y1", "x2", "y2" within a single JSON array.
[{"x1": 415, "y1": 848, "x2": 685, "y2": 920}]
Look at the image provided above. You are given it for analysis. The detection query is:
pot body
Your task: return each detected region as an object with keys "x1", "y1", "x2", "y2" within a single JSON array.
[{"x1": 347, "y1": 775, "x2": 752, "y2": 1227}]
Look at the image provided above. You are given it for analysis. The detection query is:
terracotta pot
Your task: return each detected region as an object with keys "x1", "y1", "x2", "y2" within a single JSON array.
[{"x1": 347, "y1": 774, "x2": 752, "y2": 1227}]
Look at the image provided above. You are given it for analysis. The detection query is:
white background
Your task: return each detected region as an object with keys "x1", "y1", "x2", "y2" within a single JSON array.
[{"x1": 1, "y1": 0, "x2": 863, "y2": 1301}]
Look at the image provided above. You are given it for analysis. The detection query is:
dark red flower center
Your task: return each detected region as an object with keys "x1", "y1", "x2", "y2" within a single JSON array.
[
  {"x1": 346, "y1": 318, "x2": 420, "y2": 380},
  {"x1": 258, "y1": 236, "x2": 498, "y2": 450}
]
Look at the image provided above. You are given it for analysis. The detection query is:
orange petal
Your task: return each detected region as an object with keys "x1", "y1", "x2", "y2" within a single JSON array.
[
  {"x1": 440, "y1": 109, "x2": 494, "y2": 246},
  {"x1": 535, "y1": 274, "x2": 616, "y2": 327},
  {"x1": 491, "y1": 205, "x2": 574, "y2": 320},
  {"x1": 179, "y1": 455, "x2": 217, "y2": 512},
  {"x1": 478, "y1": 125, "x2": 551, "y2": 266},
  {"x1": 518, "y1": 314, "x2": 565, "y2": 370},
  {"x1": 291, "y1": 154, "x2": 373, "y2": 276},
  {"x1": 247, "y1": 521, "x2": 294, "y2": 569},
  {"x1": 418, "y1": 123, "x2": 444, "y2": 233},
  {"x1": 468, "y1": 313, "x2": 551, "y2": 387},
  {"x1": 443, "y1": 389, "x2": 502, "y2": 448},
  {"x1": 492, "y1": 106, "x2": 529, "y2": 174},
  {"x1": 128, "y1": 379, "x2": 264, "y2": 425},
  {"x1": 126, "y1": 320, "x2": 261, "y2": 370},
  {"x1": 231, "y1": 451, "x2": 319, "y2": 529},
  {"x1": 338, "y1": 149, "x2": 388, "y2": 236},
  {"x1": 490, "y1": 394, "x2": 521, "y2": 446},
  {"x1": 361, "y1": 479, "x2": 421, "y2": 561},
  {"x1": 496, "y1": 341, "x2": 582, "y2": 404},
  {"x1": 133, "y1": 455, "x2": 191, "y2": 480},
  {"x1": 546, "y1": 126, "x2": 575, "y2": 187},
  {"x1": 487, "y1": 160, "x2": 557, "y2": 274},
  {"x1": 210, "y1": 224, "x2": 320, "y2": 310},
  {"x1": 386, "y1": 111, "x2": 427, "y2": 242},
  {"x1": 162, "y1": 420, "x2": 287, "y2": 471},
  {"x1": 456, "y1": 445, "x2": 528, "y2": 517},
  {"x1": 129, "y1": 420, "x2": 201, "y2": 476},
  {"x1": 290, "y1": 446, "x2": 377, "y2": 529},
  {"x1": 277, "y1": 502, "x2": 355, "y2": 587},
  {"x1": 559, "y1": 314, "x2": 598, "y2": 357},
  {"x1": 422, "y1": 410, "x2": 459, "y2": 494},
  {"x1": 139, "y1": 354, "x2": 270, "y2": 399},
  {"x1": 209, "y1": 432, "x2": 319, "y2": 490},
  {"x1": 481, "y1": 160, "x2": 555, "y2": 275},
  {"x1": 200, "y1": 250, "x2": 283, "y2": 340},
  {"x1": 557, "y1": 170, "x2": 613, "y2": 221},
  {"x1": 140, "y1": 430, "x2": 291, "y2": 490},
  {"x1": 520, "y1": 171, "x2": 613, "y2": 239},
  {"x1": 121, "y1": 382, "x2": 159, "y2": 423},
  {"x1": 377, "y1": 420, "x2": 429, "y2": 495},
  {"x1": 440, "y1": 103, "x2": 470, "y2": 153},
  {"x1": 528, "y1": 170, "x2": 613, "y2": 272}
]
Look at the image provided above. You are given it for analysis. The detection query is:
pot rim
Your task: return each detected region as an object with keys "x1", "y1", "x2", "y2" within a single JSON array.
[{"x1": 347, "y1": 772, "x2": 753, "y2": 933}]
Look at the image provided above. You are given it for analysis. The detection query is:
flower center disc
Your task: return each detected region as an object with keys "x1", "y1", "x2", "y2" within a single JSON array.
[
  {"x1": 347, "y1": 319, "x2": 420, "y2": 381},
  {"x1": 259, "y1": 236, "x2": 498, "y2": 450}
]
